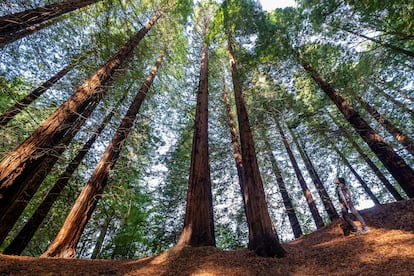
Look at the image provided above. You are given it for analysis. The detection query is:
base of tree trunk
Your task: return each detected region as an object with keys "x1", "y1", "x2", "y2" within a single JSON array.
[
  {"x1": 249, "y1": 236, "x2": 286, "y2": 258},
  {"x1": 41, "y1": 247, "x2": 76, "y2": 258}
]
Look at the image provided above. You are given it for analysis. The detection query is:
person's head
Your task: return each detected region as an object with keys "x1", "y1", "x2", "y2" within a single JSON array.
[{"x1": 334, "y1": 177, "x2": 345, "y2": 185}]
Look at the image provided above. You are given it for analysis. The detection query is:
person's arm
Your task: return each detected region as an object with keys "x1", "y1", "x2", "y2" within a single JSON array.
[{"x1": 338, "y1": 186, "x2": 350, "y2": 209}]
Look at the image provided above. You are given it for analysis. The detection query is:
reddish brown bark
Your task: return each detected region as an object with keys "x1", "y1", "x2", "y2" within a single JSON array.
[
  {"x1": 263, "y1": 130, "x2": 303, "y2": 238},
  {"x1": 0, "y1": 18, "x2": 57, "y2": 48},
  {"x1": 328, "y1": 138, "x2": 381, "y2": 205},
  {"x1": 0, "y1": 53, "x2": 88, "y2": 127},
  {"x1": 2, "y1": 96, "x2": 123, "y2": 255},
  {"x1": 177, "y1": 37, "x2": 215, "y2": 247},
  {"x1": 228, "y1": 39, "x2": 285, "y2": 258},
  {"x1": 287, "y1": 125, "x2": 339, "y2": 221},
  {"x1": 222, "y1": 72, "x2": 246, "y2": 208},
  {"x1": 298, "y1": 55, "x2": 414, "y2": 198},
  {"x1": 41, "y1": 52, "x2": 164, "y2": 258},
  {"x1": 0, "y1": 12, "x2": 161, "y2": 214},
  {"x1": 0, "y1": 100, "x2": 98, "y2": 227},
  {"x1": 274, "y1": 117, "x2": 325, "y2": 229},
  {"x1": 355, "y1": 95, "x2": 414, "y2": 156},
  {"x1": 0, "y1": 0, "x2": 99, "y2": 37},
  {"x1": 327, "y1": 112, "x2": 404, "y2": 201}
]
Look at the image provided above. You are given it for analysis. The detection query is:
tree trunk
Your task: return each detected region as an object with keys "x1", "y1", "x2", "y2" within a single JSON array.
[
  {"x1": 327, "y1": 112, "x2": 405, "y2": 201},
  {"x1": 2, "y1": 96, "x2": 124, "y2": 255},
  {"x1": 0, "y1": 100, "x2": 98, "y2": 239},
  {"x1": 228, "y1": 39, "x2": 285, "y2": 258},
  {"x1": 327, "y1": 138, "x2": 381, "y2": 205},
  {"x1": 0, "y1": 52, "x2": 89, "y2": 127},
  {"x1": 0, "y1": 0, "x2": 99, "y2": 37},
  {"x1": 355, "y1": 94, "x2": 414, "y2": 156},
  {"x1": 41, "y1": 52, "x2": 164, "y2": 258},
  {"x1": 90, "y1": 214, "x2": 113, "y2": 259},
  {"x1": 177, "y1": 33, "x2": 215, "y2": 247},
  {"x1": 262, "y1": 129, "x2": 303, "y2": 238},
  {"x1": 367, "y1": 81, "x2": 414, "y2": 118},
  {"x1": 274, "y1": 117, "x2": 325, "y2": 229},
  {"x1": 287, "y1": 126, "x2": 339, "y2": 221},
  {"x1": 0, "y1": 12, "x2": 162, "y2": 214},
  {"x1": 342, "y1": 28, "x2": 414, "y2": 58},
  {"x1": 297, "y1": 54, "x2": 414, "y2": 197},
  {"x1": 0, "y1": 18, "x2": 57, "y2": 48},
  {"x1": 222, "y1": 71, "x2": 246, "y2": 210},
  {"x1": 373, "y1": 76, "x2": 414, "y2": 103}
]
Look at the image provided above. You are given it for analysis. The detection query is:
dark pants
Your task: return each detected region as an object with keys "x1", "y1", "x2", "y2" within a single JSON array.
[{"x1": 341, "y1": 203, "x2": 367, "y2": 231}]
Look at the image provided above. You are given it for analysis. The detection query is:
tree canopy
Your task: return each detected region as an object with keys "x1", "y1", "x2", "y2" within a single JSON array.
[{"x1": 0, "y1": 0, "x2": 412, "y2": 259}]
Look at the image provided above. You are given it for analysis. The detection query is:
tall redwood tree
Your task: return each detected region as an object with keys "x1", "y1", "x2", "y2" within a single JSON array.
[
  {"x1": 0, "y1": 0, "x2": 100, "y2": 37},
  {"x1": 42, "y1": 52, "x2": 164, "y2": 258},
  {"x1": 274, "y1": 117, "x2": 324, "y2": 229},
  {"x1": 227, "y1": 38, "x2": 285, "y2": 257},
  {"x1": 296, "y1": 52, "x2": 414, "y2": 198},
  {"x1": 177, "y1": 12, "x2": 215, "y2": 247},
  {"x1": 0, "y1": 12, "x2": 162, "y2": 214},
  {"x1": 2, "y1": 95, "x2": 125, "y2": 255}
]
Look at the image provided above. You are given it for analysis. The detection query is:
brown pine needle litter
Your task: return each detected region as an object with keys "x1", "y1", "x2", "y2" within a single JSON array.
[{"x1": 1, "y1": 199, "x2": 414, "y2": 275}]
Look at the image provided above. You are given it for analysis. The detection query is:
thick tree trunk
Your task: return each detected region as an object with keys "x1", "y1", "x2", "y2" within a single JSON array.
[
  {"x1": 0, "y1": 52, "x2": 88, "y2": 127},
  {"x1": 2, "y1": 97, "x2": 123, "y2": 255},
  {"x1": 177, "y1": 36, "x2": 215, "y2": 247},
  {"x1": 274, "y1": 117, "x2": 325, "y2": 229},
  {"x1": 355, "y1": 95, "x2": 414, "y2": 156},
  {"x1": 0, "y1": 12, "x2": 161, "y2": 214},
  {"x1": 263, "y1": 130, "x2": 303, "y2": 238},
  {"x1": 228, "y1": 39, "x2": 285, "y2": 258},
  {"x1": 287, "y1": 126, "x2": 339, "y2": 221},
  {"x1": 0, "y1": 18, "x2": 57, "y2": 48},
  {"x1": 222, "y1": 72, "x2": 246, "y2": 209},
  {"x1": 328, "y1": 112, "x2": 405, "y2": 201},
  {"x1": 0, "y1": 100, "x2": 98, "y2": 241},
  {"x1": 41, "y1": 52, "x2": 164, "y2": 258},
  {"x1": 298, "y1": 56, "x2": 414, "y2": 197},
  {"x1": 0, "y1": 0, "x2": 99, "y2": 37}
]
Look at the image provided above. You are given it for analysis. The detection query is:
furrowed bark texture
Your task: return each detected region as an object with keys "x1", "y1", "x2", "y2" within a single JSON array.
[
  {"x1": 287, "y1": 126, "x2": 339, "y2": 221},
  {"x1": 2, "y1": 96, "x2": 123, "y2": 255},
  {"x1": 0, "y1": 12, "x2": 161, "y2": 216},
  {"x1": 228, "y1": 39, "x2": 285, "y2": 258},
  {"x1": 41, "y1": 53, "x2": 164, "y2": 258},
  {"x1": 275, "y1": 117, "x2": 324, "y2": 229},
  {"x1": 263, "y1": 131, "x2": 303, "y2": 238},
  {"x1": 222, "y1": 73, "x2": 247, "y2": 210},
  {"x1": 299, "y1": 59, "x2": 414, "y2": 198},
  {"x1": 0, "y1": 100, "x2": 98, "y2": 244},
  {"x1": 328, "y1": 112, "x2": 404, "y2": 201},
  {"x1": 355, "y1": 95, "x2": 414, "y2": 156},
  {"x1": 0, "y1": 54, "x2": 87, "y2": 127},
  {"x1": 177, "y1": 39, "x2": 215, "y2": 247},
  {"x1": 0, "y1": 0, "x2": 99, "y2": 37}
]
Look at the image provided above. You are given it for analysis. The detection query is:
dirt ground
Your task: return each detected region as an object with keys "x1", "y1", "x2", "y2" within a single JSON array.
[{"x1": 1, "y1": 199, "x2": 413, "y2": 275}]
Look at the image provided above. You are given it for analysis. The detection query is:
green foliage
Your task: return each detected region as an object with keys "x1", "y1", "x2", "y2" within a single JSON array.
[
  {"x1": 0, "y1": 75, "x2": 32, "y2": 112},
  {"x1": 1, "y1": 0, "x2": 413, "y2": 259}
]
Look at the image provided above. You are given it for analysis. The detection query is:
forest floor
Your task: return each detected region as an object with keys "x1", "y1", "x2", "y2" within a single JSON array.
[{"x1": 1, "y1": 199, "x2": 413, "y2": 275}]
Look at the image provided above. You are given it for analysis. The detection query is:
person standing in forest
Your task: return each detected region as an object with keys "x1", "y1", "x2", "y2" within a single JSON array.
[{"x1": 335, "y1": 177, "x2": 369, "y2": 235}]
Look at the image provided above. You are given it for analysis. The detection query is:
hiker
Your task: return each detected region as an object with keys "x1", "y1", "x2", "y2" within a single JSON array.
[{"x1": 334, "y1": 177, "x2": 368, "y2": 235}]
